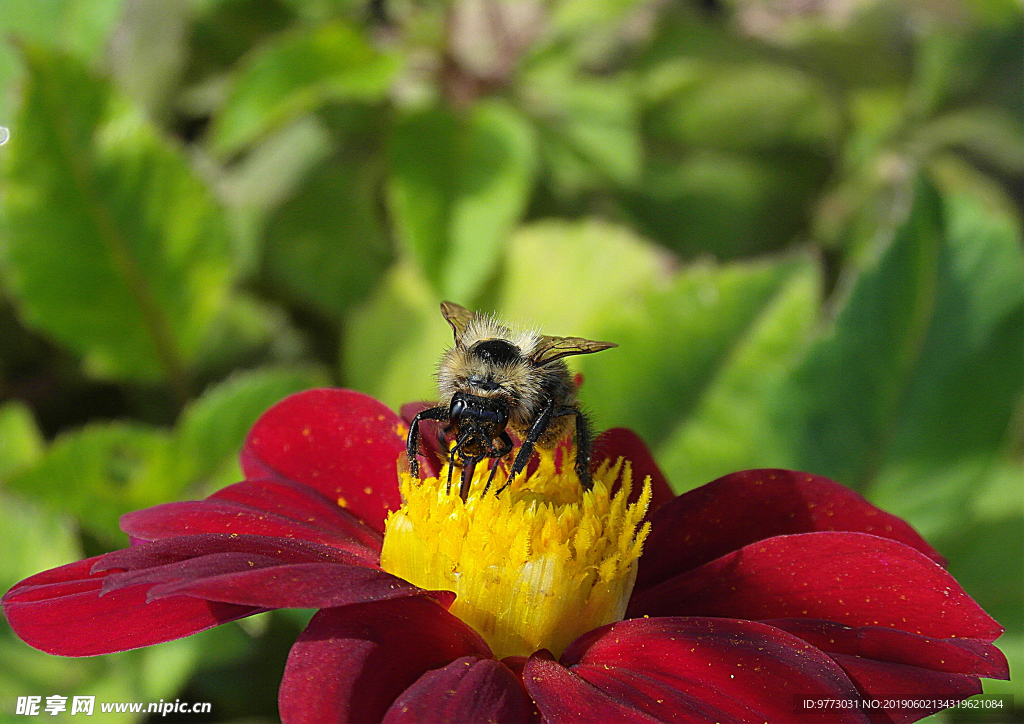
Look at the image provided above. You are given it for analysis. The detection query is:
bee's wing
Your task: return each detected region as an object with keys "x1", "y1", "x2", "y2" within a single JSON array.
[
  {"x1": 530, "y1": 335, "x2": 617, "y2": 365},
  {"x1": 440, "y1": 301, "x2": 476, "y2": 341}
]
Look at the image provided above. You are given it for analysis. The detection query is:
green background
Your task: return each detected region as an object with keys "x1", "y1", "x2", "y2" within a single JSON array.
[{"x1": 0, "y1": 0, "x2": 1020, "y2": 721}]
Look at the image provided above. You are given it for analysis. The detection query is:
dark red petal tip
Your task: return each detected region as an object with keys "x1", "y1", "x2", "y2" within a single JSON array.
[
  {"x1": 764, "y1": 618, "x2": 1007, "y2": 722},
  {"x1": 765, "y1": 618, "x2": 1010, "y2": 680},
  {"x1": 832, "y1": 655, "x2": 982, "y2": 724},
  {"x1": 638, "y1": 469, "x2": 945, "y2": 590},
  {"x1": 241, "y1": 389, "x2": 406, "y2": 533},
  {"x1": 382, "y1": 656, "x2": 533, "y2": 724},
  {"x1": 3, "y1": 556, "x2": 258, "y2": 656},
  {"x1": 629, "y1": 532, "x2": 1003, "y2": 641},
  {"x1": 279, "y1": 597, "x2": 492, "y2": 724}
]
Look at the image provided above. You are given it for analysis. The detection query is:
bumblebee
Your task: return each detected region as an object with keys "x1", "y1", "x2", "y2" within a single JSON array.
[{"x1": 406, "y1": 301, "x2": 616, "y2": 500}]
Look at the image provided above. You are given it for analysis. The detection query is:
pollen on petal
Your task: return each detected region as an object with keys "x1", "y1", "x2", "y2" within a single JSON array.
[{"x1": 380, "y1": 449, "x2": 651, "y2": 659}]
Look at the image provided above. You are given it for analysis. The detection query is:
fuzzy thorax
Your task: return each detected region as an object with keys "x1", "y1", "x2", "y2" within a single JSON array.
[{"x1": 380, "y1": 450, "x2": 651, "y2": 660}]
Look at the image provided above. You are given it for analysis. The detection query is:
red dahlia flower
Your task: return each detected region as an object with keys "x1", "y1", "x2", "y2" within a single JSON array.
[{"x1": 3, "y1": 389, "x2": 1008, "y2": 723}]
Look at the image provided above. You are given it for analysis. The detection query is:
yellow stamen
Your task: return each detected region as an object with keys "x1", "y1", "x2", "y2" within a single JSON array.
[{"x1": 380, "y1": 449, "x2": 651, "y2": 659}]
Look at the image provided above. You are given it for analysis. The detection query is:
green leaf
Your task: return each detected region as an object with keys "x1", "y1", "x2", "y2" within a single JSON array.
[
  {"x1": 748, "y1": 177, "x2": 1024, "y2": 543},
  {"x1": 972, "y1": 460, "x2": 1024, "y2": 521},
  {"x1": 8, "y1": 421, "x2": 173, "y2": 545},
  {"x1": 0, "y1": 0, "x2": 125, "y2": 120},
  {"x1": 388, "y1": 100, "x2": 537, "y2": 301},
  {"x1": 865, "y1": 182, "x2": 1024, "y2": 537},
  {"x1": 262, "y1": 147, "x2": 391, "y2": 319},
  {"x1": 496, "y1": 219, "x2": 669, "y2": 335},
  {"x1": 656, "y1": 259, "x2": 821, "y2": 492},
  {"x1": 649, "y1": 63, "x2": 840, "y2": 152},
  {"x1": 939, "y1": 515, "x2": 1023, "y2": 633},
  {"x1": 916, "y1": 107, "x2": 1024, "y2": 175},
  {"x1": 192, "y1": 293, "x2": 308, "y2": 379},
  {"x1": 0, "y1": 400, "x2": 44, "y2": 483},
  {"x1": 210, "y1": 21, "x2": 399, "y2": 156},
  {"x1": 867, "y1": 300, "x2": 1024, "y2": 538},
  {"x1": 770, "y1": 179, "x2": 950, "y2": 490},
  {"x1": 492, "y1": 219, "x2": 815, "y2": 456},
  {"x1": 624, "y1": 151, "x2": 829, "y2": 259},
  {"x1": 345, "y1": 220, "x2": 668, "y2": 410},
  {"x1": 342, "y1": 261, "x2": 450, "y2": 409},
  {"x1": 175, "y1": 365, "x2": 330, "y2": 491},
  {"x1": 1, "y1": 45, "x2": 233, "y2": 387},
  {"x1": 107, "y1": 0, "x2": 190, "y2": 119},
  {"x1": 0, "y1": 491, "x2": 80, "y2": 594},
  {"x1": 577, "y1": 255, "x2": 814, "y2": 449},
  {"x1": 524, "y1": 64, "x2": 641, "y2": 191}
]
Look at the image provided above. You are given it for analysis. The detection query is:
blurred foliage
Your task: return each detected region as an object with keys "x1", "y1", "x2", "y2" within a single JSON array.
[{"x1": 0, "y1": 0, "x2": 1021, "y2": 721}]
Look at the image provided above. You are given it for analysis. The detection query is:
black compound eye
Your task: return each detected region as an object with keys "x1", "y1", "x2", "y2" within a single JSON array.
[{"x1": 450, "y1": 397, "x2": 466, "y2": 422}]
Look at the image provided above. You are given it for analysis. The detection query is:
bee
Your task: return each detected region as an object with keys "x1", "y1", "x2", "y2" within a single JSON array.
[{"x1": 406, "y1": 301, "x2": 617, "y2": 500}]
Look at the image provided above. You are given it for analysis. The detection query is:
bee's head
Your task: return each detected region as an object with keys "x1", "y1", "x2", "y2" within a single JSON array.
[
  {"x1": 448, "y1": 391, "x2": 509, "y2": 440},
  {"x1": 438, "y1": 336, "x2": 538, "y2": 411},
  {"x1": 446, "y1": 338, "x2": 525, "y2": 400}
]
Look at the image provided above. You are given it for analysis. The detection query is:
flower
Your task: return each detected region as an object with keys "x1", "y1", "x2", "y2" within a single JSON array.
[
  {"x1": 381, "y1": 449, "x2": 652, "y2": 660},
  {"x1": 3, "y1": 389, "x2": 1008, "y2": 723}
]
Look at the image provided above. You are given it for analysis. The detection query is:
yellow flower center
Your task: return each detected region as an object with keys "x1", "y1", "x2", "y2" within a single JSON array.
[{"x1": 380, "y1": 449, "x2": 651, "y2": 660}]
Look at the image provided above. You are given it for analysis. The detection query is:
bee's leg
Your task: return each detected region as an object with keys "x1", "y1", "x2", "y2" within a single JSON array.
[
  {"x1": 482, "y1": 432, "x2": 514, "y2": 496},
  {"x1": 460, "y1": 453, "x2": 482, "y2": 502},
  {"x1": 447, "y1": 430, "x2": 473, "y2": 495},
  {"x1": 555, "y1": 407, "x2": 593, "y2": 491},
  {"x1": 446, "y1": 458, "x2": 456, "y2": 495},
  {"x1": 406, "y1": 406, "x2": 448, "y2": 478},
  {"x1": 496, "y1": 398, "x2": 555, "y2": 495}
]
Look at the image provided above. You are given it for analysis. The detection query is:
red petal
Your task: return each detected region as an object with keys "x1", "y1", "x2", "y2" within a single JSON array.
[
  {"x1": 628, "y1": 532, "x2": 1003, "y2": 641},
  {"x1": 147, "y1": 562, "x2": 455, "y2": 610},
  {"x1": 93, "y1": 533, "x2": 359, "y2": 572},
  {"x1": 765, "y1": 618, "x2": 1009, "y2": 679},
  {"x1": 382, "y1": 656, "x2": 533, "y2": 724},
  {"x1": 637, "y1": 470, "x2": 944, "y2": 591},
  {"x1": 5, "y1": 556, "x2": 99, "y2": 590},
  {"x1": 831, "y1": 655, "x2": 982, "y2": 724},
  {"x1": 2, "y1": 558, "x2": 257, "y2": 656},
  {"x1": 279, "y1": 597, "x2": 492, "y2": 724},
  {"x1": 211, "y1": 478, "x2": 382, "y2": 548},
  {"x1": 523, "y1": 651, "x2": 665, "y2": 724},
  {"x1": 120, "y1": 499, "x2": 379, "y2": 563},
  {"x1": 241, "y1": 389, "x2": 406, "y2": 533},
  {"x1": 527, "y1": 617, "x2": 869, "y2": 724},
  {"x1": 591, "y1": 428, "x2": 674, "y2": 516},
  {"x1": 401, "y1": 402, "x2": 445, "y2": 479},
  {"x1": 100, "y1": 552, "x2": 306, "y2": 595}
]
